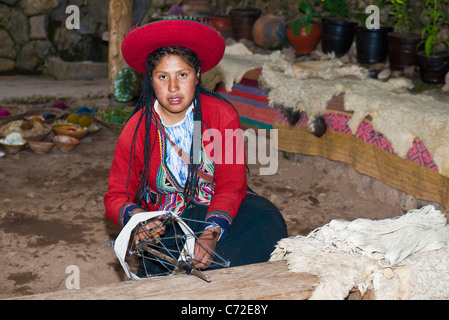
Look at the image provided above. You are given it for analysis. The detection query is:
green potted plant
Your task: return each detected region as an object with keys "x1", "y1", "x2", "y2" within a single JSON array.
[
  {"x1": 286, "y1": 1, "x2": 322, "y2": 54},
  {"x1": 386, "y1": 0, "x2": 423, "y2": 70},
  {"x1": 319, "y1": 0, "x2": 358, "y2": 56},
  {"x1": 418, "y1": 0, "x2": 449, "y2": 83}
]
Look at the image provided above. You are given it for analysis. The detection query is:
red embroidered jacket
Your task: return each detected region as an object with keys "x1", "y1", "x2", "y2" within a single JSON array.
[{"x1": 104, "y1": 94, "x2": 247, "y2": 237}]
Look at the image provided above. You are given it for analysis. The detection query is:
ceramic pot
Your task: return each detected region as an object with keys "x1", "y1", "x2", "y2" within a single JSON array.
[
  {"x1": 252, "y1": 14, "x2": 288, "y2": 50},
  {"x1": 229, "y1": 8, "x2": 261, "y2": 41},
  {"x1": 209, "y1": 16, "x2": 232, "y2": 39},
  {"x1": 286, "y1": 23, "x2": 322, "y2": 55},
  {"x1": 388, "y1": 32, "x2": 422, "y2": 70},
  {"x1": 418, "y1": 50, "x2": 449, "y2": 84},
  {"x1": 356, "y1": 26, "x2": 393, "y2": 64},
  {"x1": 321, "y1": 17, "x2": 357, "y2": 56}
]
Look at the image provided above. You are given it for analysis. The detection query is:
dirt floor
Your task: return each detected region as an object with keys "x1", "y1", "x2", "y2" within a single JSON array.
[{"x1": 0, "y1": 76, "x2": 440, "y2": 299}]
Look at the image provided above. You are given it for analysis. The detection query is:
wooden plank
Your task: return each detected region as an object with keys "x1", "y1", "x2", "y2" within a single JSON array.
[{"x1": 11, "y1": 261, "x2": 318, "y2": 300}]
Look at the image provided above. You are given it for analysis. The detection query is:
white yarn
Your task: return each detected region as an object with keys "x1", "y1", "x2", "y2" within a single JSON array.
[
  {"x1": 308, "y1": 205, "x2": 449, "y2": 267},
  {"x1": 270, "y1": 205, "x2": 449, "y2": 299}
]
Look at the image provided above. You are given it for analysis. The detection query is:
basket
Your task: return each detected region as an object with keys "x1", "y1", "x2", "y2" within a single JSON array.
[
  {"x1": 0, "y1": 104, "x2": 26, "y2": 126},
  {"x1": 0, "y1": 120, "x2": 51, "y2": 141},
  {"x1": 24, "y1": 124, "x2": 52, "y2": 141},
  {"x1": 24, "y1": 107, "x2": 66, "y2": 124},
  {"x1": 95, "y1": 113, "x2": 125, "y2": 134}
]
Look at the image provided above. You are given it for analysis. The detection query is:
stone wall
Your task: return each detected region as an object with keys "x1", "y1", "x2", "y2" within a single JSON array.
[{"x1": 0, "y1": 0, "x2": 176, "y2": 77}]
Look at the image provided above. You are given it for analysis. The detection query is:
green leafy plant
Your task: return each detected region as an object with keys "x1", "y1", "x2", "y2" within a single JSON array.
[
  {"x1": 387, "y1": 0, "x2": 412, "y2": 34},
  {"x1": 421, "y1": 0, "x2": 449, "y2": 56},
  {"x1": 114, "y1": 67, "x2": 137, "y2": 102},
  {"x1": 229, "y1": 0, "x2": 257, "y2": 9},
  {"x1": 320, "y1": 0, "x2": 349, "y2": 19},
  {"x1": 98, "y1": 105, "x2": 133, "y2": 124},
  {"x1": 290, "y1": 1, "x2": 321, "y2": 35}
]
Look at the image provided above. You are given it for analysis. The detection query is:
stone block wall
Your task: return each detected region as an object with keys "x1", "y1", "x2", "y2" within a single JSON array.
[{"x1": 0, "y1": 0, "x2": 175, "y2": 77}]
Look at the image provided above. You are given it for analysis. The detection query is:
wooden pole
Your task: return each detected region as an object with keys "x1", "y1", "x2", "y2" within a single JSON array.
[{"x1": 108, "y1": 0, "x2": 133, "y2": 95}]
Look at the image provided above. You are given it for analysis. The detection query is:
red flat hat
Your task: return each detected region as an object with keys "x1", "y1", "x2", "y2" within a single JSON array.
[{"x1": 121, "y1": 18, "x2": 225, "y2": 74}]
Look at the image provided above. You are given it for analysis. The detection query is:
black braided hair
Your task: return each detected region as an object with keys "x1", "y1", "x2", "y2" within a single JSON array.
[{"x1": 125, "y1": 46, "x2": 236, "y2": 207}]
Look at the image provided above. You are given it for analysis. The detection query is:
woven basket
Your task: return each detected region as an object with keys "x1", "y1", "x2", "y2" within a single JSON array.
[
  {"x1": 95, "y1": 113, "x2": 125, "y2": 134},
  {"x1": 0, "y1": 120, "x2": 51, "y2": 141},
  {"x1": 0, "y1": 104, "x2": 26, "y2": 126},
  {"x1": 24, "y1": 124, "x2": 52, "y2": 141},
  {"x1": 24, "y1": 106, "x2": 66, "y2": 124}
]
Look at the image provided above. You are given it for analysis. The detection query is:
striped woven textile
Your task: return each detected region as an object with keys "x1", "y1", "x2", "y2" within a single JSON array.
[{"x1": 216, "y1": 78, "x2": 276, "y2": 130}]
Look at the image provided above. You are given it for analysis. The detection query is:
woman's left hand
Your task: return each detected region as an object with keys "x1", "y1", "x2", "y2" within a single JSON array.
[{"x1": 192, "y1": 227, "x2": 221, "y2": 269}]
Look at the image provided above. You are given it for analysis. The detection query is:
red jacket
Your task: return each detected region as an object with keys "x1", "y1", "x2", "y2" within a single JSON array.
[{"x1": 104, "y1": 94, "x2": 247, "y2": 236}]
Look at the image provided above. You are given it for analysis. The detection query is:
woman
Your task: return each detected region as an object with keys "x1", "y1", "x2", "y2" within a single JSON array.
[{"x1": 104, "y1": 18, "x2": 287, "y2": 277}]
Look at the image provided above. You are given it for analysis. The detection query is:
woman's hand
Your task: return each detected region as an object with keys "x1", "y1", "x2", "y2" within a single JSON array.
[
  {"x1": 132, "y1": 208, "x2": 165, "y2": 244},
  {"x1": 192, "y1": 227, "x2": 221, "y2": 269}
]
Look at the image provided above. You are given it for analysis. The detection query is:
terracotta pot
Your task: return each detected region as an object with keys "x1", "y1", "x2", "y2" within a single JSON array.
[
  {"x1": 286, "y1": 23, "x2": 322, "y2": 55},
  {"x1": 209, "y1": 16, "x2": 232, "y2": 39},
  {"x1": 252, "y1": 14, "x2": 288, "y2": 50},
  {"x1": 229, "y1": 8, "x2": 261, "y2": 41},
  {"x1": 388, "y1": 32, "x2": 422, "y2": 70},
  {"x1": 418, "y1": 50, "x2": 449, "y2": 84}
]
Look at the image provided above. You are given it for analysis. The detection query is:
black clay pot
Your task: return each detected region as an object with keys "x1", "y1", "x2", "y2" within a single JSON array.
[
  {"x1": 356, "y1": 26, "x2": 393, "y2": 64},
  {"x1": 418, "y1": 51, "x2": 449, "y2": 84},
  {"x1": 321, "y1": 17, "x2": 357, "y2": 56},
  {"x1": 388, "y1": 32, "x2": 422, "y2": 70}
]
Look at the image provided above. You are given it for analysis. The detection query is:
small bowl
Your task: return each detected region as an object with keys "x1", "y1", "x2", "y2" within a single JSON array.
[
  {"x1": 28, "y1": 140, "x2": 54, "y2": 154},
  {"x1": 52, "y1": 124, "x2": 87, "y2": 140},
  {"x1": 52, "y1": 135, "x2": 79, "y2": 152},
  {"x1": 0, "y1": 141, "x2": 27, "y2": 154}
]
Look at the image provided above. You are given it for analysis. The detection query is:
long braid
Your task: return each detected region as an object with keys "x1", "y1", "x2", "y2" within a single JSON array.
[
  {"x1": 183, "y1": 86, "x2": 202, "y2": 206},
  {"x1": 126, "y1": 54, "x2": 156, "y2": 205}
]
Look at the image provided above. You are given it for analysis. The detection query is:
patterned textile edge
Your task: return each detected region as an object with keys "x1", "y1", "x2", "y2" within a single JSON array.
[
  {"x1": 276, "y1": 105, "x2": 438, "y2": 171},
  {"x1": 274, "y1": 123, "x2": 449, "y2": 209}
]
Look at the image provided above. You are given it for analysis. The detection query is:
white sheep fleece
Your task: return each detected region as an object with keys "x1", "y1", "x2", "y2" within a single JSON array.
[
  {"x1": 270, "y1": 205, "x2": 449, "y2": 300},
  {"x1": 203, "y1": 44, "x2": 449, "y2": 178}
]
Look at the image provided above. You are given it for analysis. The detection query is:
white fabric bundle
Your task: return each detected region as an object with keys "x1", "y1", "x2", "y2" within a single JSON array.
[{"x1": 308, "y1": 205, "x2": 449, "y2": 267}]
